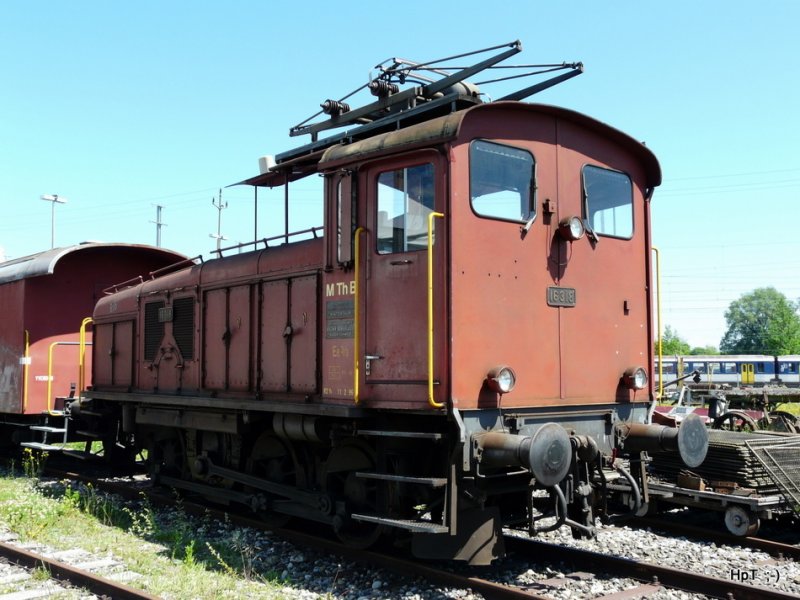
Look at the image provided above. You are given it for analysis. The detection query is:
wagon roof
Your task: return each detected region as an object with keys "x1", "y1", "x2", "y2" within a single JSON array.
[{"x1": 0, "y1": 242, "x2": 187, "y2": 285}]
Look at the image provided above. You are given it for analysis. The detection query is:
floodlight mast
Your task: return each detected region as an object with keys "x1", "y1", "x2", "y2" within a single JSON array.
[{"x1": 40, "y1": 194, "x2": 67, "y2": 249}]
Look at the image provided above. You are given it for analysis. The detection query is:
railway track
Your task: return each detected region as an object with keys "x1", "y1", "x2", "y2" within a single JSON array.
[
  {"x1": 0, "y1": 536, "x2": 156, "y2": 600},
  {"x1": 504, "y1": 534, "x2": 798, "y2": 600},
  {"x1": 40, "y1": 465, "x2": 800, "y2": 599},
  {"x1": 632, "y1": 515, "x2": 800, "y2": 561}
]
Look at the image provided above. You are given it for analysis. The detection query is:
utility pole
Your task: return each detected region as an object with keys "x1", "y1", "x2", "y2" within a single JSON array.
[
  {"x1": 150, "y1": 204, "x2": 166, "y2": 247},
  {"x1": 210, "y1": 189, "x2": 228, "y2": 251},
  {"x1": 40, "y1": 194, "x2": 67, "y2": 249}
]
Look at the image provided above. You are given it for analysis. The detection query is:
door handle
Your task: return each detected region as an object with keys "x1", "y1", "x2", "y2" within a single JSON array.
[{"x1": 365, "y1": 354, "x2": 383, "y2": 376}]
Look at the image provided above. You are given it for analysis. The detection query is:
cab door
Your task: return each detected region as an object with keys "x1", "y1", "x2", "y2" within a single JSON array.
[{"x1": 360, "y1": 151, "x2": 446, "y2": 406}]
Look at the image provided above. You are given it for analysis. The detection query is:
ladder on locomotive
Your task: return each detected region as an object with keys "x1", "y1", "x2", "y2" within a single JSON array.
[
  {"x1": 20, "y1": 383, "x2": 75, "y2": 453},
  {"x1": 21, "y1": 383, "x2": 103, "y2": 460}
]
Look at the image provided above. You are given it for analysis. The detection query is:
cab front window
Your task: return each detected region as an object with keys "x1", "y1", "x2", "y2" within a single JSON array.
[
  {"x1": 583, "y1": 165, "x2": 633, "y2": 239},
  {"x1": 470, "y1": 140, "x2": 534, "y2": 223}
]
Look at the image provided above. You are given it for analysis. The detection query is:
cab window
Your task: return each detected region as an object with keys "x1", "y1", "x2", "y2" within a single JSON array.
[
  {"x1": 582, "y1": 165, "x2": 633, "y2": 238},
  {"x1": 469, "y1": 140, "x2": 534, "y2": 222},
  {"x1": 377, "y1": 163, "x2": 434, "y2": 254}
]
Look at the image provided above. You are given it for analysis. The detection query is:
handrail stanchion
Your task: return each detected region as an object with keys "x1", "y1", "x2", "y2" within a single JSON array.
[
  {"x1": 79, "y1": 317, "x2": 93, "y2": 395},
  {"x1": 353, "y1": 227, "x2": 366, "y2": 404},
  {"x1": 427, "y1": 212, "x2": 445, "y2": 409}
]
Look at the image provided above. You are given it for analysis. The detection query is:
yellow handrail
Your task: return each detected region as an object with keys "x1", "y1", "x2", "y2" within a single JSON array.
[
  {"x1": 353, "y1": 227, "x2": 365, "y2": 404},
  {"x1": 22, "y1": 329, "x2": 30, "y2": 412},
  {"x1": 79, "y1": 317, "x2": 93, "y2": 394},
  {"x1": 652, "y1": 245, "x2": 663, "y2": 400},
  {"x1": 427, "y1": 212, "x2": 445, "y2": 408},
  {"x1": 46, "y1": 339, "x2": 92, "y2": 415}
]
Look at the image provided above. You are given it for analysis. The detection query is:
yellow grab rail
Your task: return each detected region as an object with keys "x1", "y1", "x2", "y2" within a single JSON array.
[
  {"x1": 427, "y1": 212, "x2": 445, "y2": 408},
  {"x1": 79, "y1": 317, "x2": 93, "y2": 394},
  {"x1": 46, "y1": 339, "x2": 92, "y2": 415},
  {"x1": 652, "y1": 246, "x2": 663, "y2": 400},
  {"x1": 353, "y1": 227, "x2": 366, "y2": 404},
  {"x1": 22, "y1": 329, "x2": 30, "y2": 412}
]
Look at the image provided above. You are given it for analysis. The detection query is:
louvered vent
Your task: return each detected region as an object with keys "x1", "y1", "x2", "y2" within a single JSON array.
[
  {"x1": 172, "y1": 297, "x2": 195, "y2": 360},
  {"x1": 144, "y1": 301, "x2": 165, "y2": 361}
]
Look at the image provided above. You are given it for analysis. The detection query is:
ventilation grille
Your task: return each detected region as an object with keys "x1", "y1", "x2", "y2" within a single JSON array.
[
  {"x1": 172, "y1": 297, "x2": 195, "y2": 360},
  {"x1": 143, "y1": 301, "x2": 165, "y2": 361}
]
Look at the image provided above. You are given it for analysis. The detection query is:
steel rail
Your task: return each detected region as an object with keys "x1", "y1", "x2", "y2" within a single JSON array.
[
  {"x1": 0, "y1": 539, "x2": 159, "y2": 600},
  {"x1": 504, "y1": 535, "x2": 798, "y2": 600}
]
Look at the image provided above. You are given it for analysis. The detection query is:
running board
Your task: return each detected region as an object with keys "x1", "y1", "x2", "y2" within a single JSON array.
[
  {"x1": 20, "y1": 442, "x2": 65, "y2": 452},
  {"x1": 355, "y1": 472, "x2": 447, "y2": 487},
  {"x1": 350, "y1": 513, "x2": 448, "y2": 534}
]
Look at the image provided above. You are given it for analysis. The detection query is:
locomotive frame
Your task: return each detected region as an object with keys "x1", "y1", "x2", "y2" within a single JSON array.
[{"x1": 64, "y1": 42, "x2": 708, "y2": 564}]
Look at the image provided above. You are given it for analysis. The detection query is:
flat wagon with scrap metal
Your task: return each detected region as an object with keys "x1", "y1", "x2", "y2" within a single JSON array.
[{"x1": 65, "y1": 41, "x2": 707, "y2": 564}]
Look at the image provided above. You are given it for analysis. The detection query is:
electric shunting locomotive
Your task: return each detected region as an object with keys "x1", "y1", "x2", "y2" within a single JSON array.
[{"x1": 47, "y1": 42, "x2": 708, "y2": 564}]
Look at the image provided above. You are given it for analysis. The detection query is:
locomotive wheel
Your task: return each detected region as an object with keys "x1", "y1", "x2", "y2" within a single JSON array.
[
  {"x1": 149, "y1": 433, "x2": 188, "y2": 478},
  {"x1": 323, "y1": 441, "x2": 384, "y2": 548},
  {"x1": 766, "y1": 411, "x2": 798, "y2": 434},
  {"x1": 713, "y1": 410, "x2": 758, "y2": 432},
  {"x1": 724, "y1": 505, "x2": 760, "y2": 536},
  {"x1": 246, "y1": 433, "x2": 302, "y2": 527}
]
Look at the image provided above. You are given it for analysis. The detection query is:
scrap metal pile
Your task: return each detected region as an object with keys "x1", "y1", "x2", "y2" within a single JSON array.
[{"x1": 650, "y1": 430, "x2": 800, "y2": 510}]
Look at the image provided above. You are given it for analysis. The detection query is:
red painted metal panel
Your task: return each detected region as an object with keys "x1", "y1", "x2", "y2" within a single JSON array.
[
  {"x1": 260, "y1": 280, "x2": 288, "y2": 392},
  {"x1": 228, "y1": 285, "x2": 252, "y2": 391},
  {"x1": 203, "y1": 289, "x2": 228, "y2": 390},
  {"x1": 92, "y1": 323, "x2": 113, "y2": 386},
  {"x1": 112, "y1": 320, "x2": 133, "y2": 387},
  {"x1": 289, "y1": 274, "x2": 318, "y2": 393},
  {"x1": 555, "y1": 119, "x2": 651, "y2": 403}
]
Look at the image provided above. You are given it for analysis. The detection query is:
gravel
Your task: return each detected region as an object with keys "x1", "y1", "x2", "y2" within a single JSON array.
[{"x1": 239, "y1": 515, "x2": 800, "y2": 599}]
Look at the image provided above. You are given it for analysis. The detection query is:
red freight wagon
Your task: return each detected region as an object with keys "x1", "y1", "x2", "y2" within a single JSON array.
[
  {"x1": 80, "y1": 43, "x2": 708, "y2": 563},
  {"x1": 0, "y1": 243, "x2": 185, "y2": 439}
]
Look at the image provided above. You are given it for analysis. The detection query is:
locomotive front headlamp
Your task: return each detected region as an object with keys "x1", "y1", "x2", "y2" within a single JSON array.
[
  {"x1": 486, "y1": 366, "x2": 517, "y2": 394},
  {"x1": 558, "y1": 216, "x2": 585, "y2": 242},
  {"x1": 623, "y1": 366, "x2": 649, "y2": 390}
]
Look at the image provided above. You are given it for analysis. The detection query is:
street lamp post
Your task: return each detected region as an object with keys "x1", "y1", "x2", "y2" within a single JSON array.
[{"x1": 40, "y1": 194, "x2": 67, "y2": 249}]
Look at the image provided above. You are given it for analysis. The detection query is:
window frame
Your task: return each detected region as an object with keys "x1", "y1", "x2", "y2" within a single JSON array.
[
  {"x1": 581, "y1": 164, "x2": 635, "y2": 240},
  {"x1": 375, "y1": 161, "x2": 436, "y2": 255},
  {"x1": 468, "y1": 139, "x2": 536, "y2": 225}
]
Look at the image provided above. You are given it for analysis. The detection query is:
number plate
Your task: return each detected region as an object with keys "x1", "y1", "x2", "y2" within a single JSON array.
[{"x1": 547, "y1": 286, "x2": 576, "y2": 307}]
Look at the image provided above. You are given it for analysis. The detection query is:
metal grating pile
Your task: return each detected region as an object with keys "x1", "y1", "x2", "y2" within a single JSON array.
[{"x1": 650, "y1": 430, "x2": 800, "y2": 507}]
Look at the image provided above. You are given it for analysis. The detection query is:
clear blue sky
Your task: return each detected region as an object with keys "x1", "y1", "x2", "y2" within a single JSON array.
[{"x1": 2, "y1": 1, "x2": 799, "y2": 349}]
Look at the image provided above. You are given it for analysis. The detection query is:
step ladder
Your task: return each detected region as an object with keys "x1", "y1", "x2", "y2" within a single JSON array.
[
  {"x1": 20, "y1": 412, "x2": 68, "y2": 452},
  {"x1": 349, "y1": 469, "x2": 449, "y2": 534}
]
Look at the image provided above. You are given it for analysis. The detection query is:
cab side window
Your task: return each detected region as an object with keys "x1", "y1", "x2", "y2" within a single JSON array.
[{"x1": 376, "y1": 163, "x2": 435, "y2": 254}]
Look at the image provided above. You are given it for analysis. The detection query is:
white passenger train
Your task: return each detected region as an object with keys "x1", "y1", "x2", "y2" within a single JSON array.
[{"x1": 654, "y1": 355, "x2": 800, "y2": 388}]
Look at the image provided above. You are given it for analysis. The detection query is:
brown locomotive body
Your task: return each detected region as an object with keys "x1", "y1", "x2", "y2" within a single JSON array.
[{"x1": 83, "y1": 43, "x2": 707, "y2": 563}]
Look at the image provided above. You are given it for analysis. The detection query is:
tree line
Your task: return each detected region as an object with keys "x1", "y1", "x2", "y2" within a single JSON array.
[{"x1": 658, "y1": 287, "x2": 800, "y2": 355}]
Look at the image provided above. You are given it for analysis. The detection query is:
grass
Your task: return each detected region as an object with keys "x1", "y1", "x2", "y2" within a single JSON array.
[{"x1": 0, "y1": 455, "x2": 295, "y2": 599}]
